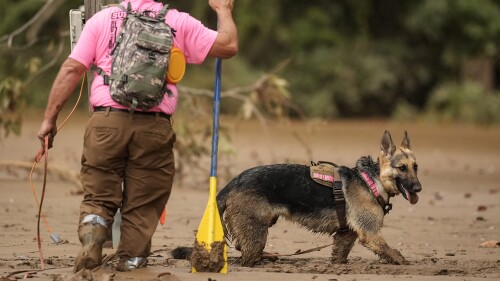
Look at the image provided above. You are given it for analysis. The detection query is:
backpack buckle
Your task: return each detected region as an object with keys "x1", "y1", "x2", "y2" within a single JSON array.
[{"x1": 103, "y1": 75, "x2": 110, "y2": 85}]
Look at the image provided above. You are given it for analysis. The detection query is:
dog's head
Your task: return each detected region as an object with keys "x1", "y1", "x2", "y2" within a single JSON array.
[{"x1": 379, "y1": 130, "x2": 422, "y2": 204}]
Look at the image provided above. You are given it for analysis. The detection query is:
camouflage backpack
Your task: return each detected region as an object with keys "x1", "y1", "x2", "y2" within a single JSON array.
[{"x1": 96, "y1": 3, "x2": 174, "y2": 111}]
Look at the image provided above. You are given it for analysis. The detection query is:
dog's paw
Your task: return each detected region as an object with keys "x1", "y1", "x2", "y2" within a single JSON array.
[
  {"x1": 383, "y1": 248, "x2": 408, "y2": 265},
  {"x1": 390, "y1": 256, "x2": 408, "y2": 265},
  {"x1": 330, "y1": 257, "x2": 348, "y2": 264}
]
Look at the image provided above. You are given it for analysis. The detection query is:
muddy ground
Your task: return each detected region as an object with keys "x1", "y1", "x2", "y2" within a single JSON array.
[{"x1": 1, "y1": 111, "x2": 499, "y2": 281}]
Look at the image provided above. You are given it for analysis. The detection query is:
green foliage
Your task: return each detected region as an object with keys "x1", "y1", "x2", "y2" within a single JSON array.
[
  {"x1": 424, "y1": 82, "x2": 500, "y2": 124},
  {"x1": 1, "y1": 0, "x2": 500, "y2": 126},
  {"x1": 392, "y1": 102, "x2": 420, "y2": 122},
  {"x1": 406, "y1": 0, "x2": 500, "y2": 67},
  {"x1": 289, "y1": 41, "x2": 431, "y2": 118},
  {"x1": 0, "y1": 0, "x2": 42, "y2": 38},
  {"x1": 0, "y1": 77, "x2": 24, "y2": 139}
]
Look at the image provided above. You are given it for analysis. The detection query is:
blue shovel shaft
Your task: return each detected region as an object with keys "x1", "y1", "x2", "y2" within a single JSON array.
[{"x1": 210, "y1": 58, "x2": 222, "y2": 177}]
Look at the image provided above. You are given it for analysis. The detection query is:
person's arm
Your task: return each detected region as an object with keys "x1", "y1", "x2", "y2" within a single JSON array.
[
  {"x1": 207, "y1": 0, "x2": 238, "y2": 58},
  {"x1": 37, "y1": 58, "x2": 87, "y2": 149}
]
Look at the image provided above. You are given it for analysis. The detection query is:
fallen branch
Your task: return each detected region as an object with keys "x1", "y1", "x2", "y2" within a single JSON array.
[
  {"x1": 261, "y1": 243, "x2": 333, "y2": 258},
  {"x1": 0, "y1": 160, "x2": 81, "y2": 188}
]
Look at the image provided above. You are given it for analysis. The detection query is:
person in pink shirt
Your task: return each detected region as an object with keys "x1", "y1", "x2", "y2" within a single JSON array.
[{"x1": 37, "y1": 0, "x2": 237, "y2": 272}]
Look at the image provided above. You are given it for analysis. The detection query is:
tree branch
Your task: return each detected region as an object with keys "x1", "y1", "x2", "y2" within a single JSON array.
[
  {"x1": 24, "y1": 38, "x2": 66, "y2": 86},
  {"x1": 0, "y1": 160, "x2": 81, "y2": 188},
  {"x1": 0, "y1": 0, "x2": 66, "y2": 48},
  {"x1": 178, "y1": 58, "x2": 294, "y2": 123}
]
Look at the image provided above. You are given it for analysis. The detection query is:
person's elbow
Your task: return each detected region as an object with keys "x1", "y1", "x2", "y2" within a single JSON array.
[
  {"x1": 61, "y1": 58, "x2": 87, "y2": 76},
  {"x1": 209, "y1": 34, "x2": 238, "y2": 59},
  {"x1": 211, "y1": 42, "x2": 238, "y2": 59},
  {"x1": 220, "y1": 41, "x2": 238, "y2": 59}
]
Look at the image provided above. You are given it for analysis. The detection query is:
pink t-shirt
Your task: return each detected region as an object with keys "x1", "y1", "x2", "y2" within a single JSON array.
[{"x1": 69, "y1": 0, "x2": 218, "y2": 114}]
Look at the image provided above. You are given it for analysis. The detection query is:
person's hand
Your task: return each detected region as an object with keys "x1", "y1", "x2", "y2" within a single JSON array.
[
  {"x1": 206, "y1": 0, "x2": 238, "y2": 58},
  {"x1": 37, "y1": 119, "x2": 57, "y2": 152},
  {"x1": 209, "y1": 0, "x2": 234, "y2": 12}
]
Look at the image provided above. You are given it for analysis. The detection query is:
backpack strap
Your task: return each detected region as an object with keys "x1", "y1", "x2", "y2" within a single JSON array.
[
  {"x1": 157, "y1": 4, "x2": 169, "y2": 21},
  {"x1": 94, "y1": 66, "x2": 110, "y2": 85},
  {"x1": 117, "y1": 2, "x2": 132, "y2": 14},
  {"x1": 110, "y1": 4, "x2": 130, "y2": 57}
]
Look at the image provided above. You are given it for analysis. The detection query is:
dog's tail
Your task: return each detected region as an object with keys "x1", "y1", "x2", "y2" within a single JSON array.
[{"x1": 171, "y1": 246, "x2": 193, "y2": 260}]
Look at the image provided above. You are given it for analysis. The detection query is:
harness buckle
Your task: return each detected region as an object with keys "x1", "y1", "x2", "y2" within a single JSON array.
[{"x1": 384, "y1": 203, "x2": 393, "y2": 215}]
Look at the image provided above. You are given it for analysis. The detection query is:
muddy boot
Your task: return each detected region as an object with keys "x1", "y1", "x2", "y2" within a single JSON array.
[
  {"x1": 116, "y1": 257, "x2": 148, "y2": 272},
  {"x1": 74, "y1": 217, "x2": 108, "y2": 272}
]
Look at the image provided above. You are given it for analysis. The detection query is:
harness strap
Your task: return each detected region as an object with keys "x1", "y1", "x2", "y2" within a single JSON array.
[
  {"x1": 332, "y1": 181, "x2": 349, "y2": 233},
  {"x1": 359, "y1": 170, "x2": 393, "y2": 215},
  {"x1": 310, "y1": 161, "x2": 349, "y2": 233}
]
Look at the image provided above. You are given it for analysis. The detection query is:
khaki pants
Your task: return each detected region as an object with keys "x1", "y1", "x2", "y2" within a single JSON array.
[{"x1": 79, "y1": 109, "x2": 175, "y2": 258}]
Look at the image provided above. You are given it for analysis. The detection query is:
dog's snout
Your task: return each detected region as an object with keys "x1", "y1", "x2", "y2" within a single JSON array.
[{"x1": 413, "y1": 182, "x2": 422, "y2": 193}]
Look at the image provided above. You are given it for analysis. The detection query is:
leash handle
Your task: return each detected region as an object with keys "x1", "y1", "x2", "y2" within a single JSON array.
[
  {"x1": 35, "y1": 148, "x2": 44, "y2": 163},
  {"x1": 34, "y1": 132, "x2": 53, "y2": 163}
]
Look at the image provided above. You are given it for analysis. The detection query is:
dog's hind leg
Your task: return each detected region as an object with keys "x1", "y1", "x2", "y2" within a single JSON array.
[
  {"x1": 239, "y1": 223, "x2": 268, "y2": 267},
  {"x1": 226, "y1": 213, "x2": 268, "y2": 267},
  {"x1": 330, "y1": 230, "x2": 358, "y2": 264},
  {"x1": 224, "y1": 196, "x2": 272, "y2": 266},
  {"x1": 358, "y1": 232, "x2": 407, "y2": 265}
]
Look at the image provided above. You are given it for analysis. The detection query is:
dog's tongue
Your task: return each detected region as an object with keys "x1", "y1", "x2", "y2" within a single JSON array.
[{"x1": 405, "y1": 190, "x2": 419, "y2": 205}]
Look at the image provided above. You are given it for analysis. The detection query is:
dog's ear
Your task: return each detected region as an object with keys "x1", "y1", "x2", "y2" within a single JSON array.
[
  {"x1": 381, "y1": 130, "x2": 396, "y2": 156},
  {"x1": 401, "y1": 131, "x2": 411, "y2": 149}
]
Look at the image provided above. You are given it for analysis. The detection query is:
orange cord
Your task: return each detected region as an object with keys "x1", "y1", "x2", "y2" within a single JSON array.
[
  {"x1": 36, "y1": 135, "x2": 49, "y2": 270},
  {"x1": 29, "y1": 73, "x2": 86, "y2": 269}
]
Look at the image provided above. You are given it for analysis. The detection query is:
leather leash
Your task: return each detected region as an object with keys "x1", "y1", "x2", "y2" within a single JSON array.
[
  {"x1": 34, "y1": 136, "x2": 49, "y2": 270},
  {"x1": 29, "y1": 74, "x2": 86, "y2": 270}
]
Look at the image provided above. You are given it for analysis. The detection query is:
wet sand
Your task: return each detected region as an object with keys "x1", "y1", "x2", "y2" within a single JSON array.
[{"x1": 1, "y1": 112, "x2": 499, "y2": 280}]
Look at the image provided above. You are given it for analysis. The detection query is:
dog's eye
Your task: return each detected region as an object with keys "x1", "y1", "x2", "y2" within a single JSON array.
[
  {"x1": 398, "y1": 165, "x2": 407, "y2": 172},
  {"x1": 413, "y1": 164, "x2": 418, "y2": 172}
]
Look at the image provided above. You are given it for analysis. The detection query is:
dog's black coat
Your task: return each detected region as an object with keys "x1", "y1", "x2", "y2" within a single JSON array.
[
  {"x1": 217, "y1": 158, "x2": 379, "y2": 224},
  {"x1": 218, "y1": 164, "x2": 339, "y2": 217}
]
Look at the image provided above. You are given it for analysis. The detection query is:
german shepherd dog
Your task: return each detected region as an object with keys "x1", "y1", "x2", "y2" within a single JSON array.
[{"x1": 174, "y1": 131, "x2": 422, "y2": 266}]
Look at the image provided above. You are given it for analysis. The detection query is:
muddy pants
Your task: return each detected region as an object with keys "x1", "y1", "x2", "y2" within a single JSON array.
[{"x1": 79, "y1": 108, "x2": 176, "y2": 259}]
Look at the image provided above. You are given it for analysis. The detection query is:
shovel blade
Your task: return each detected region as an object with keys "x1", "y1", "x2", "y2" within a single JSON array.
[{"x1": 191, "y1": 177, "x2": 227, "y2": 273}]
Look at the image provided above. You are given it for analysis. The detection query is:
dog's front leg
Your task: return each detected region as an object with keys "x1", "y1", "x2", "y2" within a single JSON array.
[
  {"x1": 331, "y1": 230, "x2": 358, "y2": 264},
  {"x1": 358, "y1": 232, "x2": 408, "y2": 265}
]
